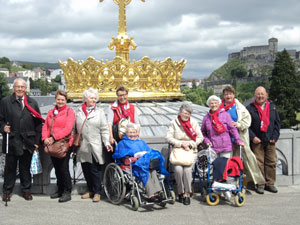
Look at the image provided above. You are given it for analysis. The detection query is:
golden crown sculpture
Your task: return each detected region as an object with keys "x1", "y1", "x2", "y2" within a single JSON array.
[{"x1": 59, "y1": 0, "x2": 186, "y2": 101}]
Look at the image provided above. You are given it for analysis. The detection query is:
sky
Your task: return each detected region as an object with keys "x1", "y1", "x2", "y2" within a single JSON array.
[{"x1": 0, "y1": 0, "x2": 300, "y2": 79}]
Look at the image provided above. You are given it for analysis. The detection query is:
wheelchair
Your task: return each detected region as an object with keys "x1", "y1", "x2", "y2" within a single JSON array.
[{"x1": 103, "y1": 157, "x2": 176, "y2": 211}]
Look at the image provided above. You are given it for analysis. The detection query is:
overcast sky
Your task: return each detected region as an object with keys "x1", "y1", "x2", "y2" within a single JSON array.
[{"x1": 0, "y1": 0, "x2": 299, "y2": 79}]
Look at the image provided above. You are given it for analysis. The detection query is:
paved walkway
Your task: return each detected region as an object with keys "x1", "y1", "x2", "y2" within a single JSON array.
[{"x1": 0, "y1": 185, "x2": 299, "y2": 225}]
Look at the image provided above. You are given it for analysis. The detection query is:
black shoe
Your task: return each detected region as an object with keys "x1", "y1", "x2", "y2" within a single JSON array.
[
  {"x1": 2, "y1": 193, "x2": 11, "y2": 202},
  {"x1": 256, "y1": 187, "x2": 264, "y2": 194},
  {"x1": 177, "y1": 194, "x2": 183, "y2": 203},
  {"x1": 183, "y1": 197, "x2": 190, "y2": 205},
  {"x1": 58, "y1": 192, "x2": 71, "y2": 203},
  {"x1": 265, "y1": 186, "x2": 278, "y2": 193},
  {"x1": 50, "y1": 192, "x2": 62, "y2": 199}
]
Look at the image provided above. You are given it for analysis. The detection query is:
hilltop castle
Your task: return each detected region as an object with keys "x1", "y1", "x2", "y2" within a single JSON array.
[{"x1": 228, "y1": 38, "x2": 300, "y2": 63}]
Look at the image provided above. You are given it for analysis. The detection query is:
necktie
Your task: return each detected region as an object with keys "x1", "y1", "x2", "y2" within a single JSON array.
[{"x1": 18, "y1": 98, "x2": 24, "y2": 109}]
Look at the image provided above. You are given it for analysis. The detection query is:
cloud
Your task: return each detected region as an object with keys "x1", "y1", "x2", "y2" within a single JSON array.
[{"x1": 0, "y1": 0, "x2": 299, "y2": 78}]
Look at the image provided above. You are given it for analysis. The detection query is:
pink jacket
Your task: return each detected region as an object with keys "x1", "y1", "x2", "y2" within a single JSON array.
[{"x1": 42, "y1": 106, "x2": 75, "y2": 146}]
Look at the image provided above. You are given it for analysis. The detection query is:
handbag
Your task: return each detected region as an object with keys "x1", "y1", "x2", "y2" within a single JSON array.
[
  {"x1": 30, "y1": 150, "x2": 42, "y2": 175},
  {"x1": 169, "y1": 147, "x2": 195, "y2": 166},
  {"x1": 44, "y1": 108, "x2": 70, "y2": 159}
]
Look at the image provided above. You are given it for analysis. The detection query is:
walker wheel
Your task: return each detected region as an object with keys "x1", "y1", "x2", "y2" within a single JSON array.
[
  {"x1": 170, "y1": 190, "x2": 176, "y2": 204},
  {"x1": 235, "y1": 193, "x2": 246, "y2": 207},
  {"x1": 131, "y1": 196, "x2": 139, "y2": 211},
  {"x1": 159, "y1": 201, "x2": 167, "y2": 207},
  {"x1": 241, "y1": 188, "x2": 246, "y2": 195},
  {"x1": 206, "y1": 193, "x2": 220, "y2": 206}
]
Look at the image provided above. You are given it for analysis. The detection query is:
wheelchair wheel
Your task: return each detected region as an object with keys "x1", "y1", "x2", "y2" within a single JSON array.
[
  {"x1": 206, "y1": 193, "x2": 220, "y2": 206},
  {"x1": 131, "y1": 196, "x2": 139, "y2": 211},
  {"x1": 103, "y1": 163, "x2": 126, "y2": 205},
  {"x1": 169, "y1": 190, "x2": 176, "y2": 204},
  {"x1": 235, "y1": 193, "x2": 246, "y2": 207}
]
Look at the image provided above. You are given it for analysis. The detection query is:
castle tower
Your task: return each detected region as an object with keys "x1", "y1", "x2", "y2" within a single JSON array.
[{"x1": 269, "y1": 37, "x2": 278, "y2": 60}]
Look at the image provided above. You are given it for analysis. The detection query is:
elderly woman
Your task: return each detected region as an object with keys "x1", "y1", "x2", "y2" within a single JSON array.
[
  {"x1": 220, "y1": 86, "x2": 265, "y2": 191},
  {"x1": 75, "y1": 88, "x2": 113, "y2": 202},
  {"x1": 201, "y1": 95, "x2": 243, "y2": 158},
  {"x1": 166, "y1": 103, "x2": 203, "y2": 205},
  {"x1": 42, "y1": 90, "x2": 75, "y2": 203},
  {"x1": 113, "y1": 123, "x2": 168, "y2": 201}
]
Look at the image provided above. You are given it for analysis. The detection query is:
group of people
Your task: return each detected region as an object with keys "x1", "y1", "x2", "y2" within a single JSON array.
[{"x1": 0, "y1": 77, "x2": 281, "y2": 206}]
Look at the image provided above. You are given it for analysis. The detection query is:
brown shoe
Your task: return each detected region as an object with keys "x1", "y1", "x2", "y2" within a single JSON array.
[
  {"x1": 92, "y1": 194, "x2": 100, "y2": 202},
  {"x1": 2, "y1": 193, "x2": 11, "y2": 202},
  {"x1": 81, "y1": 192, "x2": 94, "y2": 199},
  {"x1": 23, "y1": 192, "x2": 33, "y2": 201}
]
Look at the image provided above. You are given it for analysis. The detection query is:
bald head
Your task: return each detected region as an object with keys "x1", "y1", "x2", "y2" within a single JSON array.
[{"x1": 254, "y1": 86, "x2": 268, "y2": 105}]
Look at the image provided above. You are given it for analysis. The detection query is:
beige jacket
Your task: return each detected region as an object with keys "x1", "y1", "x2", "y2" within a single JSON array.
[
  {"x1": 166, "y1": 117, "x2": 203, "y2": 153},
  {"x1": 75, "y1": 106, "x2": 110, "y2": 164},
  {"x1": 234, "y1": 99, "x2": 265, "y2": 185}
]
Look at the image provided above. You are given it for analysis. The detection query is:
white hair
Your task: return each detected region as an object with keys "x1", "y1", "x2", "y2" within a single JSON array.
[
  {"x1": 83, "y1": 88, "x2": 99, "y2": 102},
  {"x1": 125, "y1": 123, "x2": 138, "y2": 133},
  {"x1": 206, "y1": 95, "x2": 221, "y2": 106},
  {"x1": 13, "y1": 78, "x2": 27, "y2": 88},
  {"x1": 179, "y1": 103, "x2": 193, "y2": 114}
]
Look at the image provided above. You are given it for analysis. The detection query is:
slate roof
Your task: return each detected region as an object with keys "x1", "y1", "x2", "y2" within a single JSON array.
[{"x1": 39, "y1": 100, "x2": 209, "y2": 138}]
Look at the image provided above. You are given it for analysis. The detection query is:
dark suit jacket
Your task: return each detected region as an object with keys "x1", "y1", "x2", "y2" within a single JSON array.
[
  {"x1": 246, "y1": 101, "x2": 281, "y2": 142},
  {"x1": 0, "y1": 94, "x2": 43, "y2": 156}
]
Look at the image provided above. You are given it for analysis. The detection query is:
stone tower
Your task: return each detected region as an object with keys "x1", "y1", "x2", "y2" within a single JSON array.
[{"x1": 269, "y1": 37, "x2": 278, "y2": 61}]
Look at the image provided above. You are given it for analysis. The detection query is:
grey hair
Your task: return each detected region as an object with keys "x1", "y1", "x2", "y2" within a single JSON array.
[
  {"x1": 179, "y1": 103, "x2": 193, "y2": 114},
  {"x1": 83, "y1": 88, "x2": 99, "y2": 102},
  {"x1": 206, "y1": 95, "x2": 221, "y2": 106},
  {"x1": 13, "y1": 78, "x2": 27, "y2": 88},
  {"x1": 125, "y1": 123, "x2": 138, "y2": 133}
]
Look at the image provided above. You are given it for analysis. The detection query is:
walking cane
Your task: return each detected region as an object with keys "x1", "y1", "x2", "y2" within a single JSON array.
[
  {"x1": 72, "y1": 151, "x2": 77, "y2": 185},
  {"x1": 5, "y1": 122, "x2": 10, "y2": 207}
]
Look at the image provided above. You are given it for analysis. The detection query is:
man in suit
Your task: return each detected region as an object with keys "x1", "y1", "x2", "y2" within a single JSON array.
[
  {"x1": 247, "y1": 86, "x2": 280, "y2": 194},
  {"x1": 0, "y1": 78, "x2": 43, "y2": 201}
]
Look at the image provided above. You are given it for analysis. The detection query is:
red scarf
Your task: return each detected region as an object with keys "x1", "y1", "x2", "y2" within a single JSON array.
[
  {"x1": 53, "y1": 104, "x2": 67, "y2": 116},
  {"x1": 178, "y1": 116, "x2": 197, "y2": 141},
  {"x1": 15, "y1": 94, "x2": 45, "y2": 123},
  {"x1": 81, "y1": 103, "x2": 96, "y2": 117},
  {"x1": 219, "y1": 98, "x2": 235, "y2": 111},
  {"x1": 209, "y1": 109, "x2": 226, "y2": 134},
  {"x1": 118, "y1": 101, "x2": 130, "y2": 118},
  {"x1": 254, "y1": 100, "x2": 270, "y2": 132}
]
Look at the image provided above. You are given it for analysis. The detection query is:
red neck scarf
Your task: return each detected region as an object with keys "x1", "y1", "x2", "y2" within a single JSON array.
[
  {"x1": 254, "y1": 100, "x2": 270, "y2": 132},
  {"x1": 53, "y1": 104, "x2": 67, "y2": 116},
  {"x1": 220, "y1": 98, "x2": 235, "y2": 111},
  {"x1": 14, "y1": 94, "x2": 45, "y2": 123},
  {"x1": 81, "y1": 103, "x2": 96, "y2": 117},
  {"x1": 209, "y1": 109, "x2": 226, "y2": 134},
  {"x1": 118, "y1": 101, "x2": 130, "y2": 118},
  {"x1": 178, "y1": 116, "x2": 197, "y2": 141}
]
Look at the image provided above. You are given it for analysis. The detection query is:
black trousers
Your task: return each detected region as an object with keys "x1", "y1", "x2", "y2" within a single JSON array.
[
  {"x1": 51, "y1": 151, "x2": 72, "y2": 193},
  {"x1": 81, "y1": 155, "x2": 103, "y2": 194},
  {"x1": 3, "y1": 150, "x2": 32, "y2": 194}
]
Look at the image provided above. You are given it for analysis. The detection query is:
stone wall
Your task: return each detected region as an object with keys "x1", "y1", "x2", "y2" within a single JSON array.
[{"x1": 1, "y1": 130, "x2": 300, "y2": 194}]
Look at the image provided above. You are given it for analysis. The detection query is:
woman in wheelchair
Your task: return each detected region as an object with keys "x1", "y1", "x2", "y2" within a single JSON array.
[{"x1": 112, "y1": 123, "x2": 169, "y2": 202}]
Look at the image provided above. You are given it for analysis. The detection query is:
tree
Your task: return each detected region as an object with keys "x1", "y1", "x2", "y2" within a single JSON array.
[
  {"x1": 269, "y1": 49, "x2": 300, "y2": 128},
  {"x1": 0, "y1": 72, "x2": 11, "y2": 100},
  {"x1": 53, "y1": 75, "x2": 61, "y2": 84},
  {"x1": 0, "y1": 57, "x2": 10, "y2": 64}
]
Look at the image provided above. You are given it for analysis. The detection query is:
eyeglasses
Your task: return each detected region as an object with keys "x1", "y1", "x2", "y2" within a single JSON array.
[
  {"x1": 14, "y1": 86, "x2": 26, "y2": 89},
  {"x1": 118, "y1": 94, "x2": 128, "y2": 97}
]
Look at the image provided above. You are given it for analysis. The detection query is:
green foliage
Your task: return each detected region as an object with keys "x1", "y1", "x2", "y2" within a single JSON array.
[
  {"x1": 269, "y1": 49, "x2": 300, "y2": 128},
  {"x1": 30, "y1": 78, "x2": 58, "y2": 96},
  {"x1": 181, "y1": 86, "x2": 213, "y2": 106},
  {"x1": 235, "y1": 80, "x2": 270, "y2": 102},
  {"x1": 0, "y1": 57, "x2": 10, "y2": 64},
  {"x1": 10, "y1": 65, "x2": 25, "y2": 73},
  {"x1": 21, "y1": 64, "x2": 35, "y2": 70},
  {"x1": 0, "y1": 72, "x2": 11, "y2": 100},
  {"x1": 209, "y1": 58, "x2": 248, "y2": 80},
  {"x1": 53, "y1": 75, "x2": 61, "y2": 84}
]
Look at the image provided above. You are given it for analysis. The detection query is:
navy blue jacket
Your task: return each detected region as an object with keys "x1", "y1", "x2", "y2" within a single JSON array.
[{"x1": 246, "y1": 101, "x2": 280, "y2": 142}]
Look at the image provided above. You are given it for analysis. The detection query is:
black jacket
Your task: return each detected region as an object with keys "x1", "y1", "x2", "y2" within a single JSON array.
[
  {"x1": 0, "y1": 94, "x2": 43, "y2": 155},
  {"x1": 246, "y1": 101, "x2": 281, "y2": 142}
]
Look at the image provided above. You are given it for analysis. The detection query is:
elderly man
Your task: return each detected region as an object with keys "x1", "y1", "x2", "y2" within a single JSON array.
[
  {"x1": 0, "y1": 78, "x2": 44, "y2": 201},
  {"x1": 246, "y1": 86, "x2": 280, "y2": 194}
]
